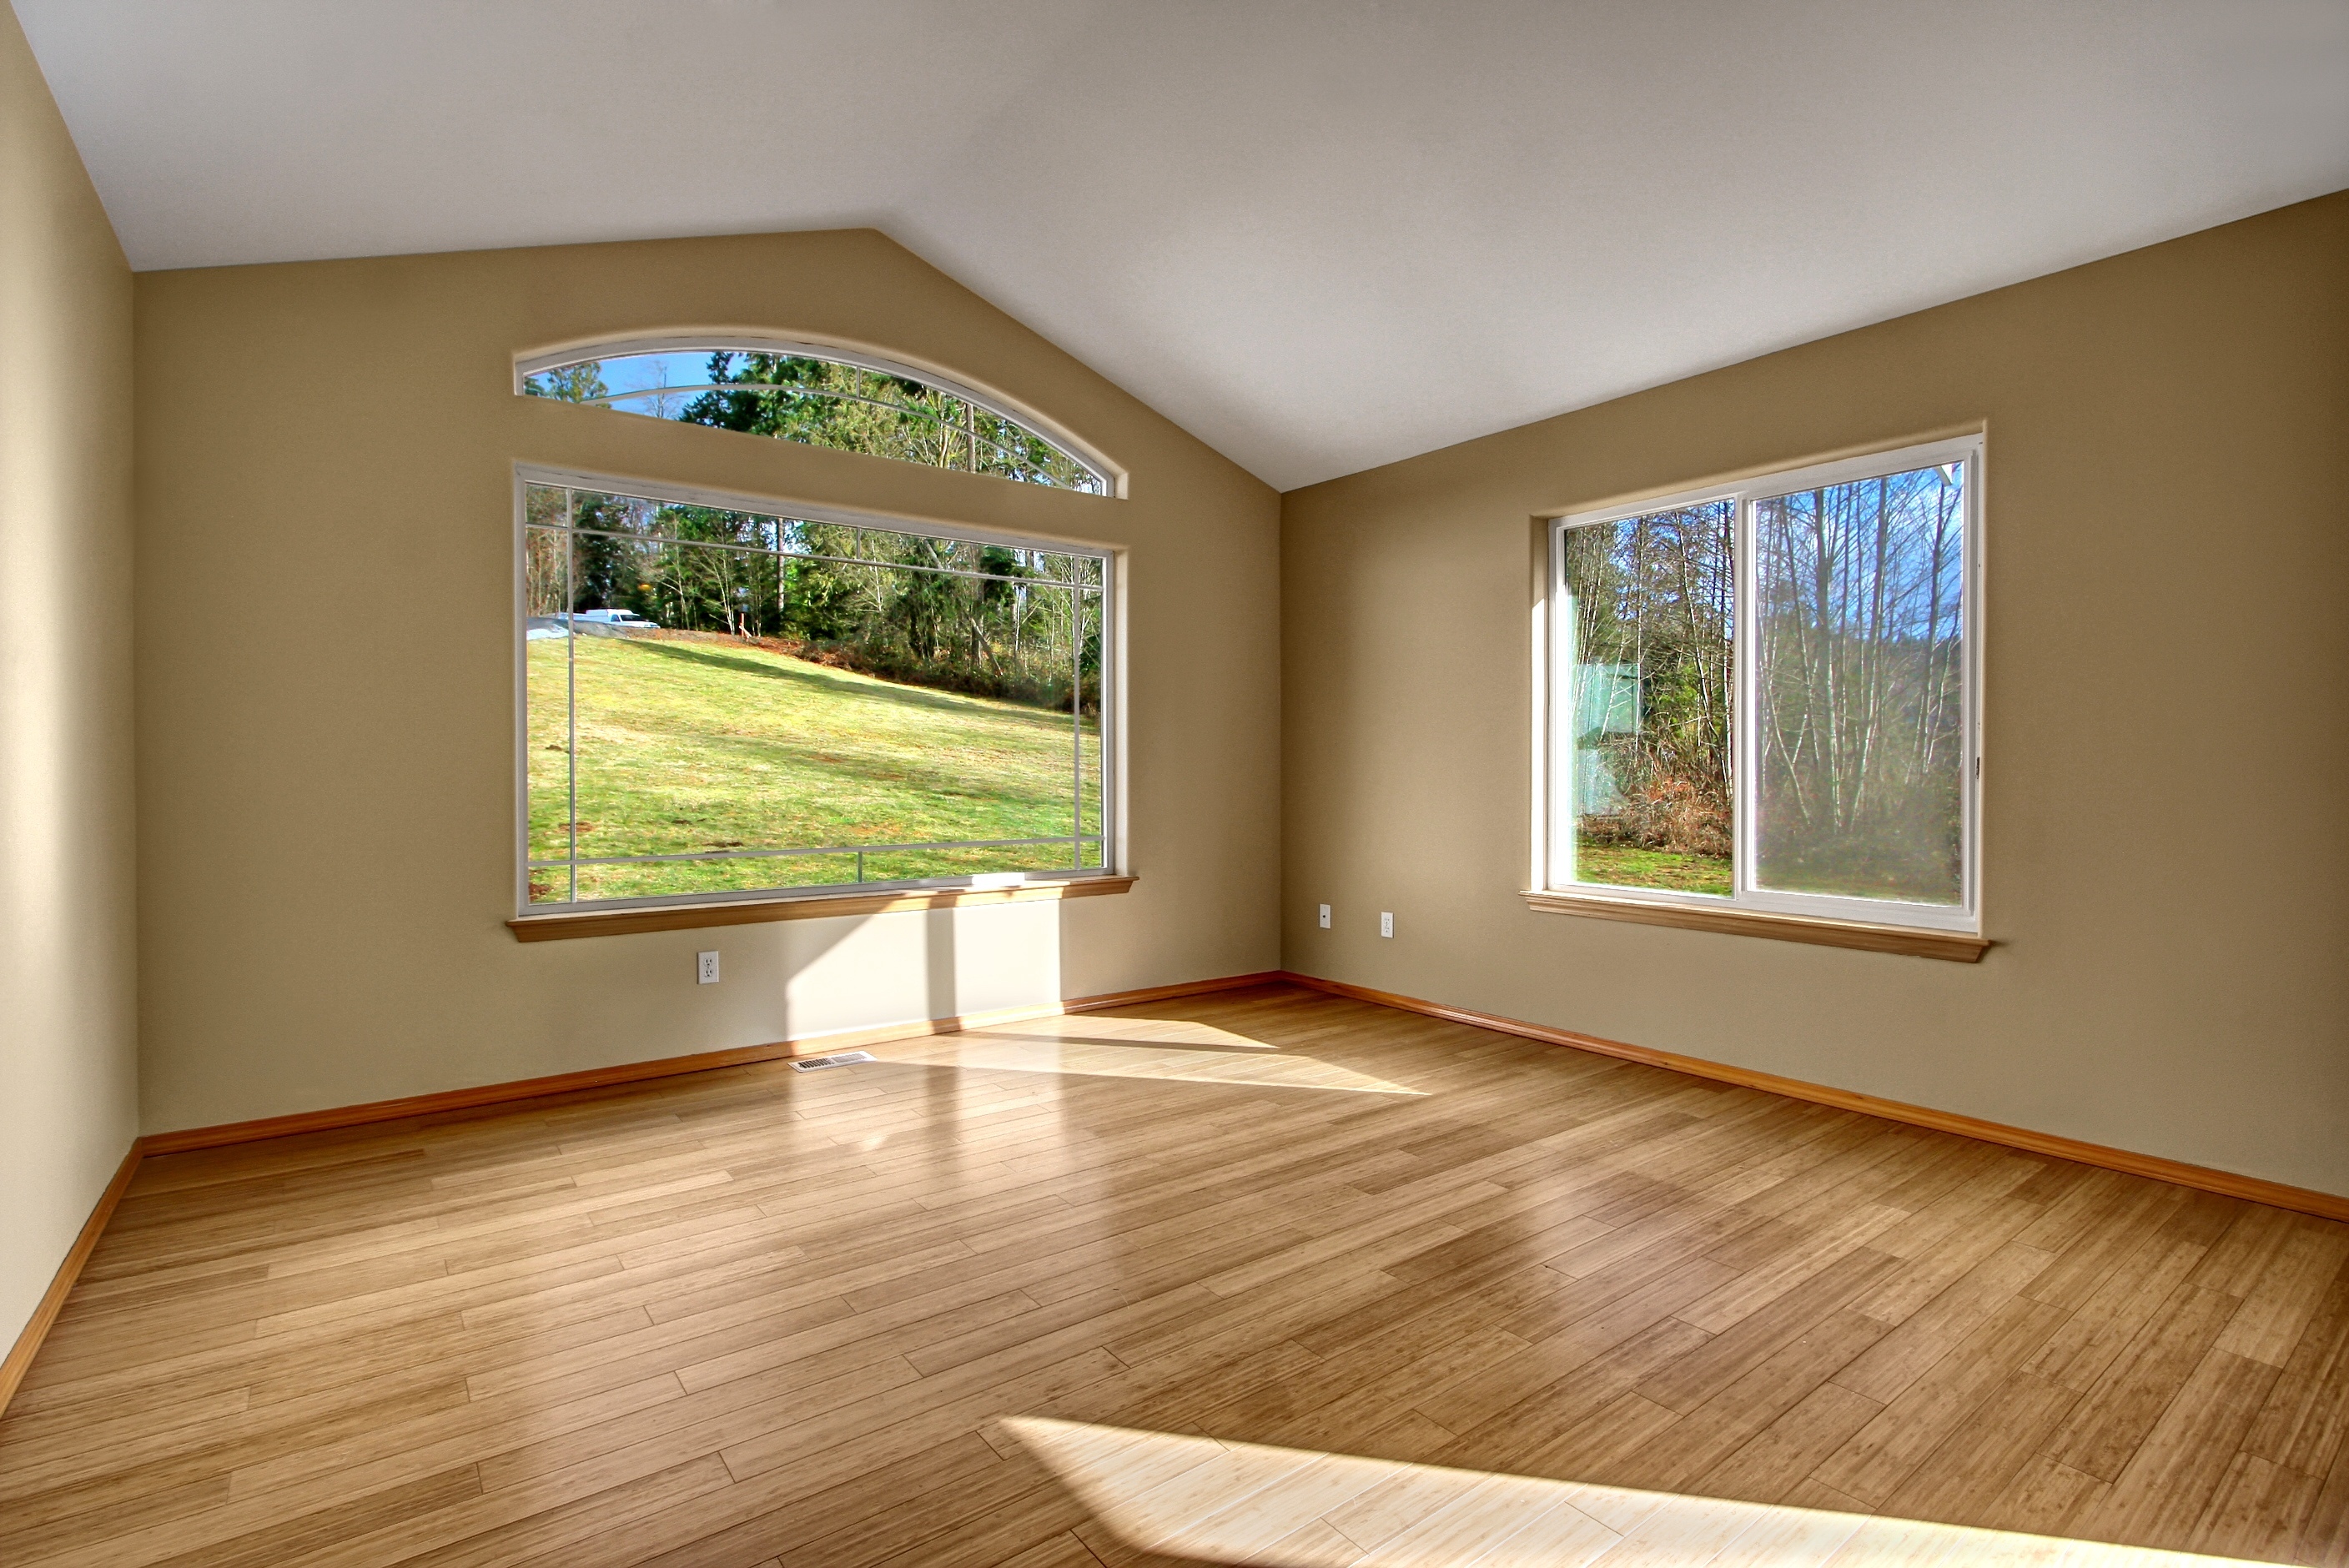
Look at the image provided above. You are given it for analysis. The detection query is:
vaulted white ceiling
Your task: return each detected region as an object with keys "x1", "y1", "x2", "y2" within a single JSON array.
[{"x1": 18, "y1": 2, "x2": 2349, "y2": 490}]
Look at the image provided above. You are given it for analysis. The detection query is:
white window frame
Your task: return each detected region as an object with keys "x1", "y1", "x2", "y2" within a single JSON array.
[
  {"x1": 513, "y1": 463, "x2": 1124, "y2": 915},
  {"x1": 1543, "y1": 435, "x2": 1984, "y2": 934}
]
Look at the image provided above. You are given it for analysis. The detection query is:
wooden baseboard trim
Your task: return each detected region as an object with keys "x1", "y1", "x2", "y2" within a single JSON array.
[
  {"x1": 140, "y1": 1011, "x2": 1049, "y2": 1154},
  {"x1": 1064, "y1": 971, "x2": 1288, "y2": 1013},
  {"x1": 1277, "y1": 972, "x2": 2349, "y2": 1224},
  {"x1": 140, "y1": 970, "x2": 1287, "y2": 1157},
  {"x1": 1, "y1": 1139, "x2": 143, "y2": 1419}
]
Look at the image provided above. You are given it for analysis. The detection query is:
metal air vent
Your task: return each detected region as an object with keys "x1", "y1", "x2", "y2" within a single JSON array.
[{"x1": 792, "y1": 1051, "x2": 876, "y2": 1072}]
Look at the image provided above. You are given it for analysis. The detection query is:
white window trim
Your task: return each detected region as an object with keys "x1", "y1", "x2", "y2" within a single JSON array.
[
  {"x1": 512, "y1": 463, "x2": 1124, "y2": 917},
  {"x1": 512, "y1": 334, "x2": 1127, "y2": 499},
  {"x1": 1541, "y1": 435, "x2": 1984, "y2": 935}
]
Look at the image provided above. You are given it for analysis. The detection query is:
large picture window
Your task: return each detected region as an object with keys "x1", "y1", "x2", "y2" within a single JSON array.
[
  {"x1": 520, "y1": 471, "x2": 1112, "y2": 910},
  {"x1": 1548, "y1": 437, "x2": 1979, "y2": 932}
]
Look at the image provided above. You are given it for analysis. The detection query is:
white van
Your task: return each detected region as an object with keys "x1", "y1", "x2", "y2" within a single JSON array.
[
  {"x1": 525, "y1": 609, "x2": 661, "y2": 641},
  {"x1": 572, "y1": 608, "x2": 660, "y2": 631}
]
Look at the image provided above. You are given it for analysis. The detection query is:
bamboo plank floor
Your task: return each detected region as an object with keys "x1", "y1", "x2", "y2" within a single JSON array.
[{"x1": 3, "y1": 983, "x2": 2346, "y2": 1566}]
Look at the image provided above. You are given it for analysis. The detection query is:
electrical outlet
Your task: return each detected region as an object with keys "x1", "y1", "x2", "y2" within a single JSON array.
[
  {"x1": 697, "y1": 950, "x2": 720, "y2": 985},
  {"x1": 1317, "y1": 903, "x2": 1331, "y2": 929},
  {"x1": 1379, "y1": 912, "x2": 1394, "y2": 938}
]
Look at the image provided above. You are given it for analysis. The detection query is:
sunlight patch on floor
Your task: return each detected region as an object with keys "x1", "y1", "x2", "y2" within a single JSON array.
[
  {"x1": 868, "y1": 1014, "x2": 1426, "y2": 1096},
  {"x1": 1007, "y1": 1014, "x2": 1290, "y2": 1050},
  {"x1": 999, "y1": 1417, "x2": 2264, "y2": 1567}
]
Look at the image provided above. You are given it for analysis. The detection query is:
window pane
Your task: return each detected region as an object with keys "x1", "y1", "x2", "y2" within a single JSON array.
[
  {"x1": 522, "y1": 510, "x2": 574, "y2": 903},
  {"x1": 1078, "y1": 588, "x2": 1104, "y2": 865},
  {"x1": 1561, "y1": 504, "x2": 1735, "y2": 896},
  {"x1": 522, "y1": 347, "x2": 1109, "y2": 493},
  {"x1": 565, "y1": 563, "x2": 1084, "y2": 863},
  {"x1": 523, "y1": 482, "x2": 1112, "y2": 905},
  {"x1": 1753, "y1": 463, "x2": 1966, "y2": 905}
]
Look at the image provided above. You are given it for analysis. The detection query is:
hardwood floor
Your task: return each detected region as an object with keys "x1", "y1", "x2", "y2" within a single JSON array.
[{"x1": 3, "y1": 983, "x2": 2345, "y2": 1566}]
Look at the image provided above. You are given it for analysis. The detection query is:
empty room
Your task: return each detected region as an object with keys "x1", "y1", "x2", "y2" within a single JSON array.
[{"x1": 3, "y1": 3, "x2": 2346, "y2": 1565}]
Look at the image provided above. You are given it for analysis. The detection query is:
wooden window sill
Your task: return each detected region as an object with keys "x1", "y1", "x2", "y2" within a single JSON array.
[
  {"x1": 510, "y1": 874, "x2": 1135, "y2": 942},
  {"x1": 1522, "y1": 888, "x2": 1989, "y2": 962}
]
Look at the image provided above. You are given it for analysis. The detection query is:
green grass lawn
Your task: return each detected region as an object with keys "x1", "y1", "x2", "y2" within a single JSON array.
[
  {"x1": 1573, "y1": 841, "x2": 1733, "y2": 897},
  {"x1": 529, "y1": 634, "x2": 1099, "y2": 902}
]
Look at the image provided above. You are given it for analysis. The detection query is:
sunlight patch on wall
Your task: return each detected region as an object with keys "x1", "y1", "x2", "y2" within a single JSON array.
[{"x1": 999, "y1": 1416, "x2": 2263, "y2": 1567}]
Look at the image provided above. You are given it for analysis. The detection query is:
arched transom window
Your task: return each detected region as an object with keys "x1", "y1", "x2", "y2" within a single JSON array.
[{"x1": 517, "y1": 338, "x2": 1114, "y2": 495}]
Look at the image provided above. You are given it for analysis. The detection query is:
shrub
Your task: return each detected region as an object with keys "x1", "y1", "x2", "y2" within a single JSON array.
[{"x1": 1580, "y1": 773, "x2": 1730, "y2": 858}]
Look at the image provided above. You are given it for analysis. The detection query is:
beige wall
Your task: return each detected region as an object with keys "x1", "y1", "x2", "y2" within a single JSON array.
[
  {"x1": 1282, "y1": 193, "x2": 2349, "y2": 1197},
  {"x1": 0, "y1": 0, "x2": 140, "y2": 1347},
  {"x1": 133, "y1": 231, "x2": 1280, "y2": 1134}
]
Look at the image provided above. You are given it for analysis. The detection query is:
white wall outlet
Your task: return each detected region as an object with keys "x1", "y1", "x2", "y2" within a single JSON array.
[
  {"x1": 1380, "y1": 912, "x2": 1394, "y2": 938},
  {"x1": 697, "y1": 950, "x2": 720, "y2": 985},
  {"x1": 1318, "y1": 903, "x2": 1331, "y2": 929}
]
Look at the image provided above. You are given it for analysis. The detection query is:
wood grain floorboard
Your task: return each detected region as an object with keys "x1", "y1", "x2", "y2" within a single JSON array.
[{"x1": 3, "y1": 983, "x2": 2343, "y2": 1565}]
